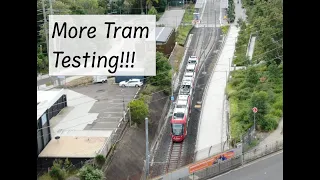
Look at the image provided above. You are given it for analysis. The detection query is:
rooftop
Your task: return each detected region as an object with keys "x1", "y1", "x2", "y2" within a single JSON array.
[
  {"x1": 156, "y1": 27, "x2": 174, "y2": 43},
  {"x1": 38, "y1": 136, "x2": 107, "y2": 158},
  {"x1": 37, "y1": 89, "x2": 65, "y2": 120}
]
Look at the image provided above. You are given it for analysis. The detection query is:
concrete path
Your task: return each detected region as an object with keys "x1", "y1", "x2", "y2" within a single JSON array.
[{"x1": 195, "y1": 25, "x2": 239, "y2": 161}]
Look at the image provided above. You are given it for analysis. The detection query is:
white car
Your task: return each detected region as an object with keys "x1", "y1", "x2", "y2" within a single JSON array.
[{"x1": 119, "y1": 79, "x2": 143, "y2": 87}]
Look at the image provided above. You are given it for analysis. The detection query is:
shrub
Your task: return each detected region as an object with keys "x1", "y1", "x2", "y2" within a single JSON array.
[
  {"x1": 270, "y1": 108, "x2": 282, "y2": 118},
  {"x1": 78, "y1": 165, "x2": 103, "y2": 180},
  {"x1": 49, "y1": 163, "x2": 66, "y2": 180},
  {"x1": 94, "y1": 154, "x2": 106, "y2": 169},
  {"x1": 272, "y1": 98, "x2": 283, "y2": 110},
  {"x1": 260, "y1": 114, "x2": 279, "y2": 131}
]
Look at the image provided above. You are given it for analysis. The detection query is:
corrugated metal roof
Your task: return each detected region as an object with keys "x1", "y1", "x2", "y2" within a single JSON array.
[
  {"x1": 195, "y1": 0, "x2": 205, "y2": 9},
  {"x1": 221, "y1": 0, "x2": 228, "y2": 9},
  {"x1": 156, "y1": 27, "x2": 174, "y2": 43}
]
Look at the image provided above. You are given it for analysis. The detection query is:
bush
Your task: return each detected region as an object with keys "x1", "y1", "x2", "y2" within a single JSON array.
[
  {"x1": 128, "y1": 98, "x2": 149, "y2": 125},
  {"x1": 270, "y1": 108, "x2": 282, "y2": 118},
  {"x1": 49, "y1": 164, "x2": 66, "y2": 180},
  {"x1": 78, "y1": 165, "x2": 103, "y2": 180},
  {"x1": 236, "y1": 87, "x2": 252, "y2": 100},
  {"x1": 94, "y1": 154, "x2": 106, "y2": 169},
  {"x1": 221, "y1": 25, "x2": 230, "y2": 35},
  {"x1": 260, "y1": 114, "x2": 279, "y2": 131},
  {"x1": 272, "y1": 98, "x2": 283, "y2": 110}
]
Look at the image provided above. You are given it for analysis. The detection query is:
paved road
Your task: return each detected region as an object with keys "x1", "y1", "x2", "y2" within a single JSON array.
[
  {"x1": 210, "y1": 152, "x2": 283, "y2": 180},
  {"x1": 200, "y1": 0, "x2": 220, "y2": 27}
]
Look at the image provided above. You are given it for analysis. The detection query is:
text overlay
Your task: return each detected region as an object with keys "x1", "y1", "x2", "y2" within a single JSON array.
[{"x1": 48, "y1": 15, "x2": 156, "y2": 76}]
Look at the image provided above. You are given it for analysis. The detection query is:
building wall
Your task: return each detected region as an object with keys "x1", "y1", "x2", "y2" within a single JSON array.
[
  {"x1": 156, "y1": 30, "x2": 176, "y2": 56},
  {"x1": 114, "y1": 76, "x2": 145, "y2": 83},
  {"x1": 37, "y1": 112, "x2": 51, "y2": 156},
  {"x1": 48, "y1": 95, "x2": 67, "y2": 120},
  {"x1": 37, "y1": 94, "x2": 68, "y2": 158}
]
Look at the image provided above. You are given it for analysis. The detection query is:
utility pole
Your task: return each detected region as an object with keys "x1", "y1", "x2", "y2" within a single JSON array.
[
  {"x1": 41, "y1": 0, "x2": 49, "y2": 54},
  {"x1": 140, "y1": 0, "x2": 143, "y2": 14},
  {"x1": 48, "y1": 0, "x2": 53, "y2": 15},
  {"x1": 145, "y1": 117, "x2": 149, "y2": 179},
  {"x1": 214, "y1": 8, "x2": 216, "y2": 38}
]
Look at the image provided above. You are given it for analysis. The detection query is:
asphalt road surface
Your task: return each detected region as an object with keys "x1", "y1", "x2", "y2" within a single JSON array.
[{"x1": 210, "y1": 152, "x2": 283, "y2": 180}]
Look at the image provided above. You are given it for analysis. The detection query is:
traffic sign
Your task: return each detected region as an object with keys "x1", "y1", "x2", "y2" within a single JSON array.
[
  {"x1": 171, "y1": 96, "x2": 174, "y2": 101},
  {"x1": 252, "y1": 107, "x2": 258, "y2": 113}
]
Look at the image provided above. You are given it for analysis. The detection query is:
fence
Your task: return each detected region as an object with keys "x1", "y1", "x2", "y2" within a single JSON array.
[
  {"x1": 241, "y1": 125, "x2": 255, "y2": 152},
  {"x1": 149, "y1": 140, "x2": 283, "y2": 180}
]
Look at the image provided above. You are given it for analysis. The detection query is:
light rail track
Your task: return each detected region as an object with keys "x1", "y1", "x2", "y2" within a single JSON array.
[{"x1": 164, "y1": 141, "x2": 185, "y2": 173}]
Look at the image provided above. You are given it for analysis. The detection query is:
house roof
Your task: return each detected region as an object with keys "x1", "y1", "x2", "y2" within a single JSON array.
[{"x1": 156, "y1": 27, "x2": 174, "y2": 43}]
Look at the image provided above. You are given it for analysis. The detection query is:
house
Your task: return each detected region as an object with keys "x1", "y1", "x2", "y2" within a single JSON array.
[{"x1": 37, "y1": 89, "x2": 67, "y2": 158}]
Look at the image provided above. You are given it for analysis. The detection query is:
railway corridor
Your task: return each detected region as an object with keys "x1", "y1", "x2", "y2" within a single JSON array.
[{"x1": 149, "y1": 1, "x2": 223, "y2": 178}]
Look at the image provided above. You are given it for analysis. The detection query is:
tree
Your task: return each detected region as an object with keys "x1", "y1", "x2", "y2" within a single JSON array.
[
  {"x1": 147, "y1": 52, "x2": 172, "y2": 87},
  {"x1": 128, "y1": 98, "x2": 149, "y2": 125},
  {"x1": 148, "y1": 6, "x2": 157, "y2": 15},
  {"x1": 94, "y1": 154, "x2": 106, "y2": 169},
  {"x1": 77, "y1": 164, "x2": 104, "y2": 180}
]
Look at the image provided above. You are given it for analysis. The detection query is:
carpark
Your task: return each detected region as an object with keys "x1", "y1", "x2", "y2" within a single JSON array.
[{"x1": 70, "y1": 79, "x2": 140, "y2": 131}]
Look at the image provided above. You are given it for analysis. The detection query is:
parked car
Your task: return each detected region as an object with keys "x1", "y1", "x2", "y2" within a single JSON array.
[{"x1": 119, "y1": 79, "x2": 143, "y2": 87}]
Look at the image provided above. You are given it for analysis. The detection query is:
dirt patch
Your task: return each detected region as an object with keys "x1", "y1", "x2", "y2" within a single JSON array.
[
  {"x1": 65, "y1": 77, "x2": 93, "y2": 88},
  {"x1": 169, "y1": 45, "x2": 185, "y2": 72},
  {"x1": 104, "y1": 91, "x2": 168, "y2": 180}
]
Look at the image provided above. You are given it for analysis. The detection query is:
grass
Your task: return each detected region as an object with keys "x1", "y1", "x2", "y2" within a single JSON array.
[
  {"x1": 221, "y1": 25, "x2": 230, "y2": 35},
  {"x1": 176, "y1": 4, "x2": 195, "y2": 46},
  {"x1": 171, "y1": 45, "x2": 185, "y2": 72},
  {"x1": 45, "y1": 81, "x2": 53, "y2": 86}
]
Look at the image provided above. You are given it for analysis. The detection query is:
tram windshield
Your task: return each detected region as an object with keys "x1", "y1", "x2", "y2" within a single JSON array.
[{"x1": 172, "y1": 124, "x2": 184, "y2": 136}]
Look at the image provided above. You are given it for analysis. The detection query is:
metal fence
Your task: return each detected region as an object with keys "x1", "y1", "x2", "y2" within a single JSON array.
[
  {"x1": 241, "y1": 125, "x2": 256, "y2": 152},
  {"x1": 149, "y1": 140, "x2": 283, "y2": 180}
]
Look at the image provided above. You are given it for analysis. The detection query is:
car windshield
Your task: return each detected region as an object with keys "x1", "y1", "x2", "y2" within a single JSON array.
[
  {"x1": 173, "y1": 113, "x2": 184, "y2": 119},
  {"x1": 189, "y1": 60, "x2": 196, "y2": 64},
  {"x1": 172, "y1": 124, "x2": 184, "y2": 136}
]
